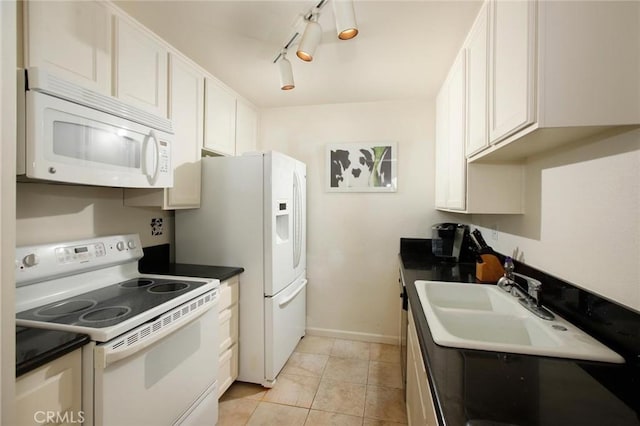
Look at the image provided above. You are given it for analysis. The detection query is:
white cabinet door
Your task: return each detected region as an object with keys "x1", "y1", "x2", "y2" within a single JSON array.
[
  {"x1": 435, "y1": 51, "x2": 466, "y2": 211},
  {"x1": 488, "y1": 0, "x2": 536, "y2": 144},
  {"x1": 446, "y1": 52, "x2": 467, "y2": 211},
  {"x1": 406, "y1": 306, "x2": 438, "y2": 426},
  {"x1": 465, "y1": 2, "x2": 489, "y2": 157},
  {"x1": 217, "y1": 275, "x2": 240, "y2": 397},
  {"x1": 166, "y1": 54, "x2": 204, "y2": 209},
  {"x1": 204, "y1": 77, "x2": 237, "y2": 156},
  {"x1": 235, "y1": 99, "x2": 258, "y2": 155},
  {"x1": 114, "y1": 16, "x2": 168, "y2": 118},
  {"x1": 24, "y1": 0, "x2": 111, "y2": 95},
  {"x1": 434, "y1": 86, "x2": 449, "y2": 209},
  {"x1": 16, "y1": 349, "x2": 82, "y2": 426}
]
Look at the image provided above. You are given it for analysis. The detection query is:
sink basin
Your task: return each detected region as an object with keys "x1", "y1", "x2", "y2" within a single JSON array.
[{"x1": 415, "y1": 281, "x2": 624, "y2": 364}]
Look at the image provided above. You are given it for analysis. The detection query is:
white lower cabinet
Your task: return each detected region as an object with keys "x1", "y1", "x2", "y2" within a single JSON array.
[
  {"x1": 15, "y1": 349, "x2": 83, "y2": 426},
  {"x1": 217, "y1": 275, "x2": 239, "y2": 397},
  {"x1": 406, "y1": 306, "x2": 438, "y2": 426}
]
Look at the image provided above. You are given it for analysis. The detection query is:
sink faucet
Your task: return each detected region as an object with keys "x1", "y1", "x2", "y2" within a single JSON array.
[
  {"x1": 497, "y1": 269, "x2": 555, "y2": 321},
  {"x1": 513, "y1": 272, "x2": 555, "y2": 320},
  {"x1": 513, "y1": 272, "x2": 542, "y2": 306}
]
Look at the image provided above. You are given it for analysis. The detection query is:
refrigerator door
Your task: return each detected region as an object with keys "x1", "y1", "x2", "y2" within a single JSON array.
[
  {"x1": 264, "y1": 275, "x2": 307, "y2": 383},
  {"x1": 292, "y1": 160, "x2": 307, "y2": 281},
  {"x1": 265, "y1": 152, "x2": 306, "y2": 296}
]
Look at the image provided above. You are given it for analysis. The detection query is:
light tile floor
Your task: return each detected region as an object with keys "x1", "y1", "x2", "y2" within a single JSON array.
[{"x1": 218, "y1": 337, "x2": 407, "y2": 425}]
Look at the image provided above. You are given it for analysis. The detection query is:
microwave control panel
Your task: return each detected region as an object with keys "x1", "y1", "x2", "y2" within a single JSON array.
[{"x1": 159, "y1": 140, "x2": 170, "y2": 173}]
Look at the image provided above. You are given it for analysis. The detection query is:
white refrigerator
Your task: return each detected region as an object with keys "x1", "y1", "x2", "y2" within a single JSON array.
[{"x1": 175, "y1": 151, "x2": 307, "y2": 387}]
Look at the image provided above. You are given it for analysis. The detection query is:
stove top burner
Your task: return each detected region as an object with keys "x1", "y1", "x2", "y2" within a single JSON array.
[
  {"x1": 36, "y1": 299, "x2": 97, "y2": 317},
  {"x1": 80, "y1": 306, "x2": 132, "y2": 322},
  {"x1": 148, "y1": 282, "x2": 189, "y2": 294},
  {"x1": 120, "y1": 279, "x2": 155, "y2": 288},
  {"x1": 17, "y1": 277, "x2": 209, "y2": 331}
]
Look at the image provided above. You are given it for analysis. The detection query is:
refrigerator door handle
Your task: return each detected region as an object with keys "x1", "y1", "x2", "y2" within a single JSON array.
[
  {"x1": 278, "y1": 279, "x2": 308, "y2": 308},
  {"x1": 293, "y1": 171, "x2": 302, "y2": 268}
]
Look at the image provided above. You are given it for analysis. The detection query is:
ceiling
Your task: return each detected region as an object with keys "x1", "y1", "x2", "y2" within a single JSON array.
[{"x1": 115, "y1": 1, "x2": 483, "y2": 109}]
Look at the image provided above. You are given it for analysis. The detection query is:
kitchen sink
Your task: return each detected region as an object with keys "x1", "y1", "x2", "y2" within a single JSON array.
[{"x1": 415, "y1": 281, "x2": 624, "y2": 364}]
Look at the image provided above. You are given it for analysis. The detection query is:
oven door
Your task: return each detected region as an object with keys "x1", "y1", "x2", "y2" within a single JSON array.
[{"x1": 93, "y1": 294, "x2": 218, "y2": 426}]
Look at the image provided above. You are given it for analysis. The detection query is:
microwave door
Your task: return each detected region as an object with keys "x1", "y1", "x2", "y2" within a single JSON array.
[{"x1": 24, "y1": 90, "x2": 173, "y2": 188}]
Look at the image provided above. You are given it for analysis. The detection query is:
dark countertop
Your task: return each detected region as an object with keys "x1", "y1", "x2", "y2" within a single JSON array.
[
  {"x1": 16, "y1": 327, "x2": 89, "y2": 377},
  {"x1": 140, "y1": 263, "x2": 244, "y2": 282},
  {"x1": 138, "y1": 243, "x2": 244, "y2": 282},
  {"x1": 400, "y1": 238, "x2": 640, "y2": 426}
]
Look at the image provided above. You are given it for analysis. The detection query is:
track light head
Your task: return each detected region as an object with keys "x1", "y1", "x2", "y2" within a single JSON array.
[
  {"x1": 278, "y1": 51, "x2": 295, "y2": 90},
  {"x1": 296, "y1": 12, "x2": 322, "y2": 62},
  {"x1": 333, "y1": 0, "x2": 358, "y2": 40}
]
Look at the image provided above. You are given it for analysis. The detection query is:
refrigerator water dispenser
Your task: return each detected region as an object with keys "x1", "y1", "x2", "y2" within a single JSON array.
[{"x1": 276, "y1": 201, "x2": 289, "y2": 244}]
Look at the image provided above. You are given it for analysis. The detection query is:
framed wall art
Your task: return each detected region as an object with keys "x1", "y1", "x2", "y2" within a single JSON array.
[{"x1": 326, "y1": 142, "x2": 397, "y2": 192}]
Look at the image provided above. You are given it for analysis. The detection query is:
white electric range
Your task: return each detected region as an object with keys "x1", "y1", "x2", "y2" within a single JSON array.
[{"x1": 15, "y1": 234, "x2": 220, "y2": 426}]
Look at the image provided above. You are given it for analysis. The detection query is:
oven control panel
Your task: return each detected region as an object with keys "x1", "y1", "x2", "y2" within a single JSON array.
[
  {"x1": 55, "y1": 242, "x2": 106, "y2": 264},
  {"x1": 15, "y1": 234, "x2": 143, "y2": 287}
]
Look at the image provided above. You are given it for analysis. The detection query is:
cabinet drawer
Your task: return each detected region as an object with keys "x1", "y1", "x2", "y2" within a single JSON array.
[
  {"x1": 16, "y1": 349, "x2": 82, "y2": 426},
  {"x1": 218, "y1": 276, "x2": 239, "y2": 312},
  {"x1": 217, "y1": 343, "x2": 238, "y2": 398},
  {"x1": 218, "y1": 304, "x2": 239, "y2": 353}
]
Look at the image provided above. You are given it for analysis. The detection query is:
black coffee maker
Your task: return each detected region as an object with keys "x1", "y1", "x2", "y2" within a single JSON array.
[{"x1": 431, "y1": 223, "x2": 474, "y2": 262}]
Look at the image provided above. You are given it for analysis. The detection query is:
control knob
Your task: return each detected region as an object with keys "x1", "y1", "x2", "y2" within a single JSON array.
[
  {"x1": 23, "y1": 253, "x2": 39, "y2": 267},
  {"x1": 127, "y1": 240, "x2": 136, "y2": 249},
  {"x1": 116, "y1": 241, "x2": 126, "y2": 251}
]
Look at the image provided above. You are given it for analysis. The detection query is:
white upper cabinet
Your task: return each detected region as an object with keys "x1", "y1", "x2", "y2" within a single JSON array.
[
  {"x1": 235, "y1": 99, "x2": 258, "y2": 155},
  {"x1": 204, "y1": 77, "x2": 237, "y2": 156},
  {"x1": 123, "y1": 54, "x2": 205, "y2": 210},
  {"x1": 165, "y1": 54, "x2": 204, "y2": 208},
  {"x1": 435, "y1": 51, "x2": 467, "y2": 211},
  {"x1": 23, "y1": 1, "x2": 112, "y2": 95},
  {"x1": 435, "y1": 6, "x2": 524, "y2": 215},
  {"x1": 465, "y1": 2, "x2": 489, "y2": 157},
  {"x1": 434, "y1": 87, "x2": 449, "y2": 210},
  {"x1": 488, "y1": 0, "x2": 536, "y2": 144},
  {"x1": 445, "y1": 53, "x2": 467, "y2": 211},
  {"x1": 475, "y1": 0, "x2": 640, "y2": 162},
  {"x1": 114, "y1": 15, "x2": 168, "y2": 118}
]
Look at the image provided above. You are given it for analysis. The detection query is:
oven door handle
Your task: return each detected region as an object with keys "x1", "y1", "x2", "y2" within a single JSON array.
[{"x1": 95, "y1": 302, "x2": 215, "y2": 369}]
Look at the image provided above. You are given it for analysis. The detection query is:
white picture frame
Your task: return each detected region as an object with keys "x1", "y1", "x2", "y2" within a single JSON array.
[{"x1": 326, "y1": 142, "x2": 398, "y2": 192}]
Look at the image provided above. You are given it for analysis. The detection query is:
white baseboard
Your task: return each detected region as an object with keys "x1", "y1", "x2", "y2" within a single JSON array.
[{"x1": 306, "y1": 327, "x2": 399, "y2": 345}]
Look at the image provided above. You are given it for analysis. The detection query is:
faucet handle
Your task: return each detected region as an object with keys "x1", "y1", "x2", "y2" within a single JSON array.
[{"x1": 513, "y1": 272, "x2": 542, "y2": 304}]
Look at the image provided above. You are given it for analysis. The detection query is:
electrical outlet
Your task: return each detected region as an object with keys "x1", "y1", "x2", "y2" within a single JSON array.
[{"x1": 491, "y1": 224, "x2": 499, "y2": 240}]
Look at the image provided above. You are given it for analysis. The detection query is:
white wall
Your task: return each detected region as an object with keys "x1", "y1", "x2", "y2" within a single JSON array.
[
  {"x1": 472, "y1": 128, "x2": 640, "y2": 312},
  {"x1": 16, "y1": 183, "x2": 173, "y2": 248},
  {"x1": 259, "y1": 100, "x2": 456, "y2": 342}
]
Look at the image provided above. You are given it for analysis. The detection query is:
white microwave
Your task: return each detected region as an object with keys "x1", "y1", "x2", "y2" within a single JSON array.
[{"x1": 17, "y1": 68, "x2": 173, "y2": 188}]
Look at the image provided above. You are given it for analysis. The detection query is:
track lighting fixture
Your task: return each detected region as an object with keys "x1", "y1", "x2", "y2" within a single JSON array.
[
  {"x1": 333, "y1": 0, "x2": 358, "y2": 40},
  {"x1": 278, "y1": 51, "x2": 295, "y2": 90},
  {"x1": 273, "y1": 0, "x2": 359, "y2": 90},
  {"x1": 296, "y1": 10, "x2": 322, "y2": 62}
]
